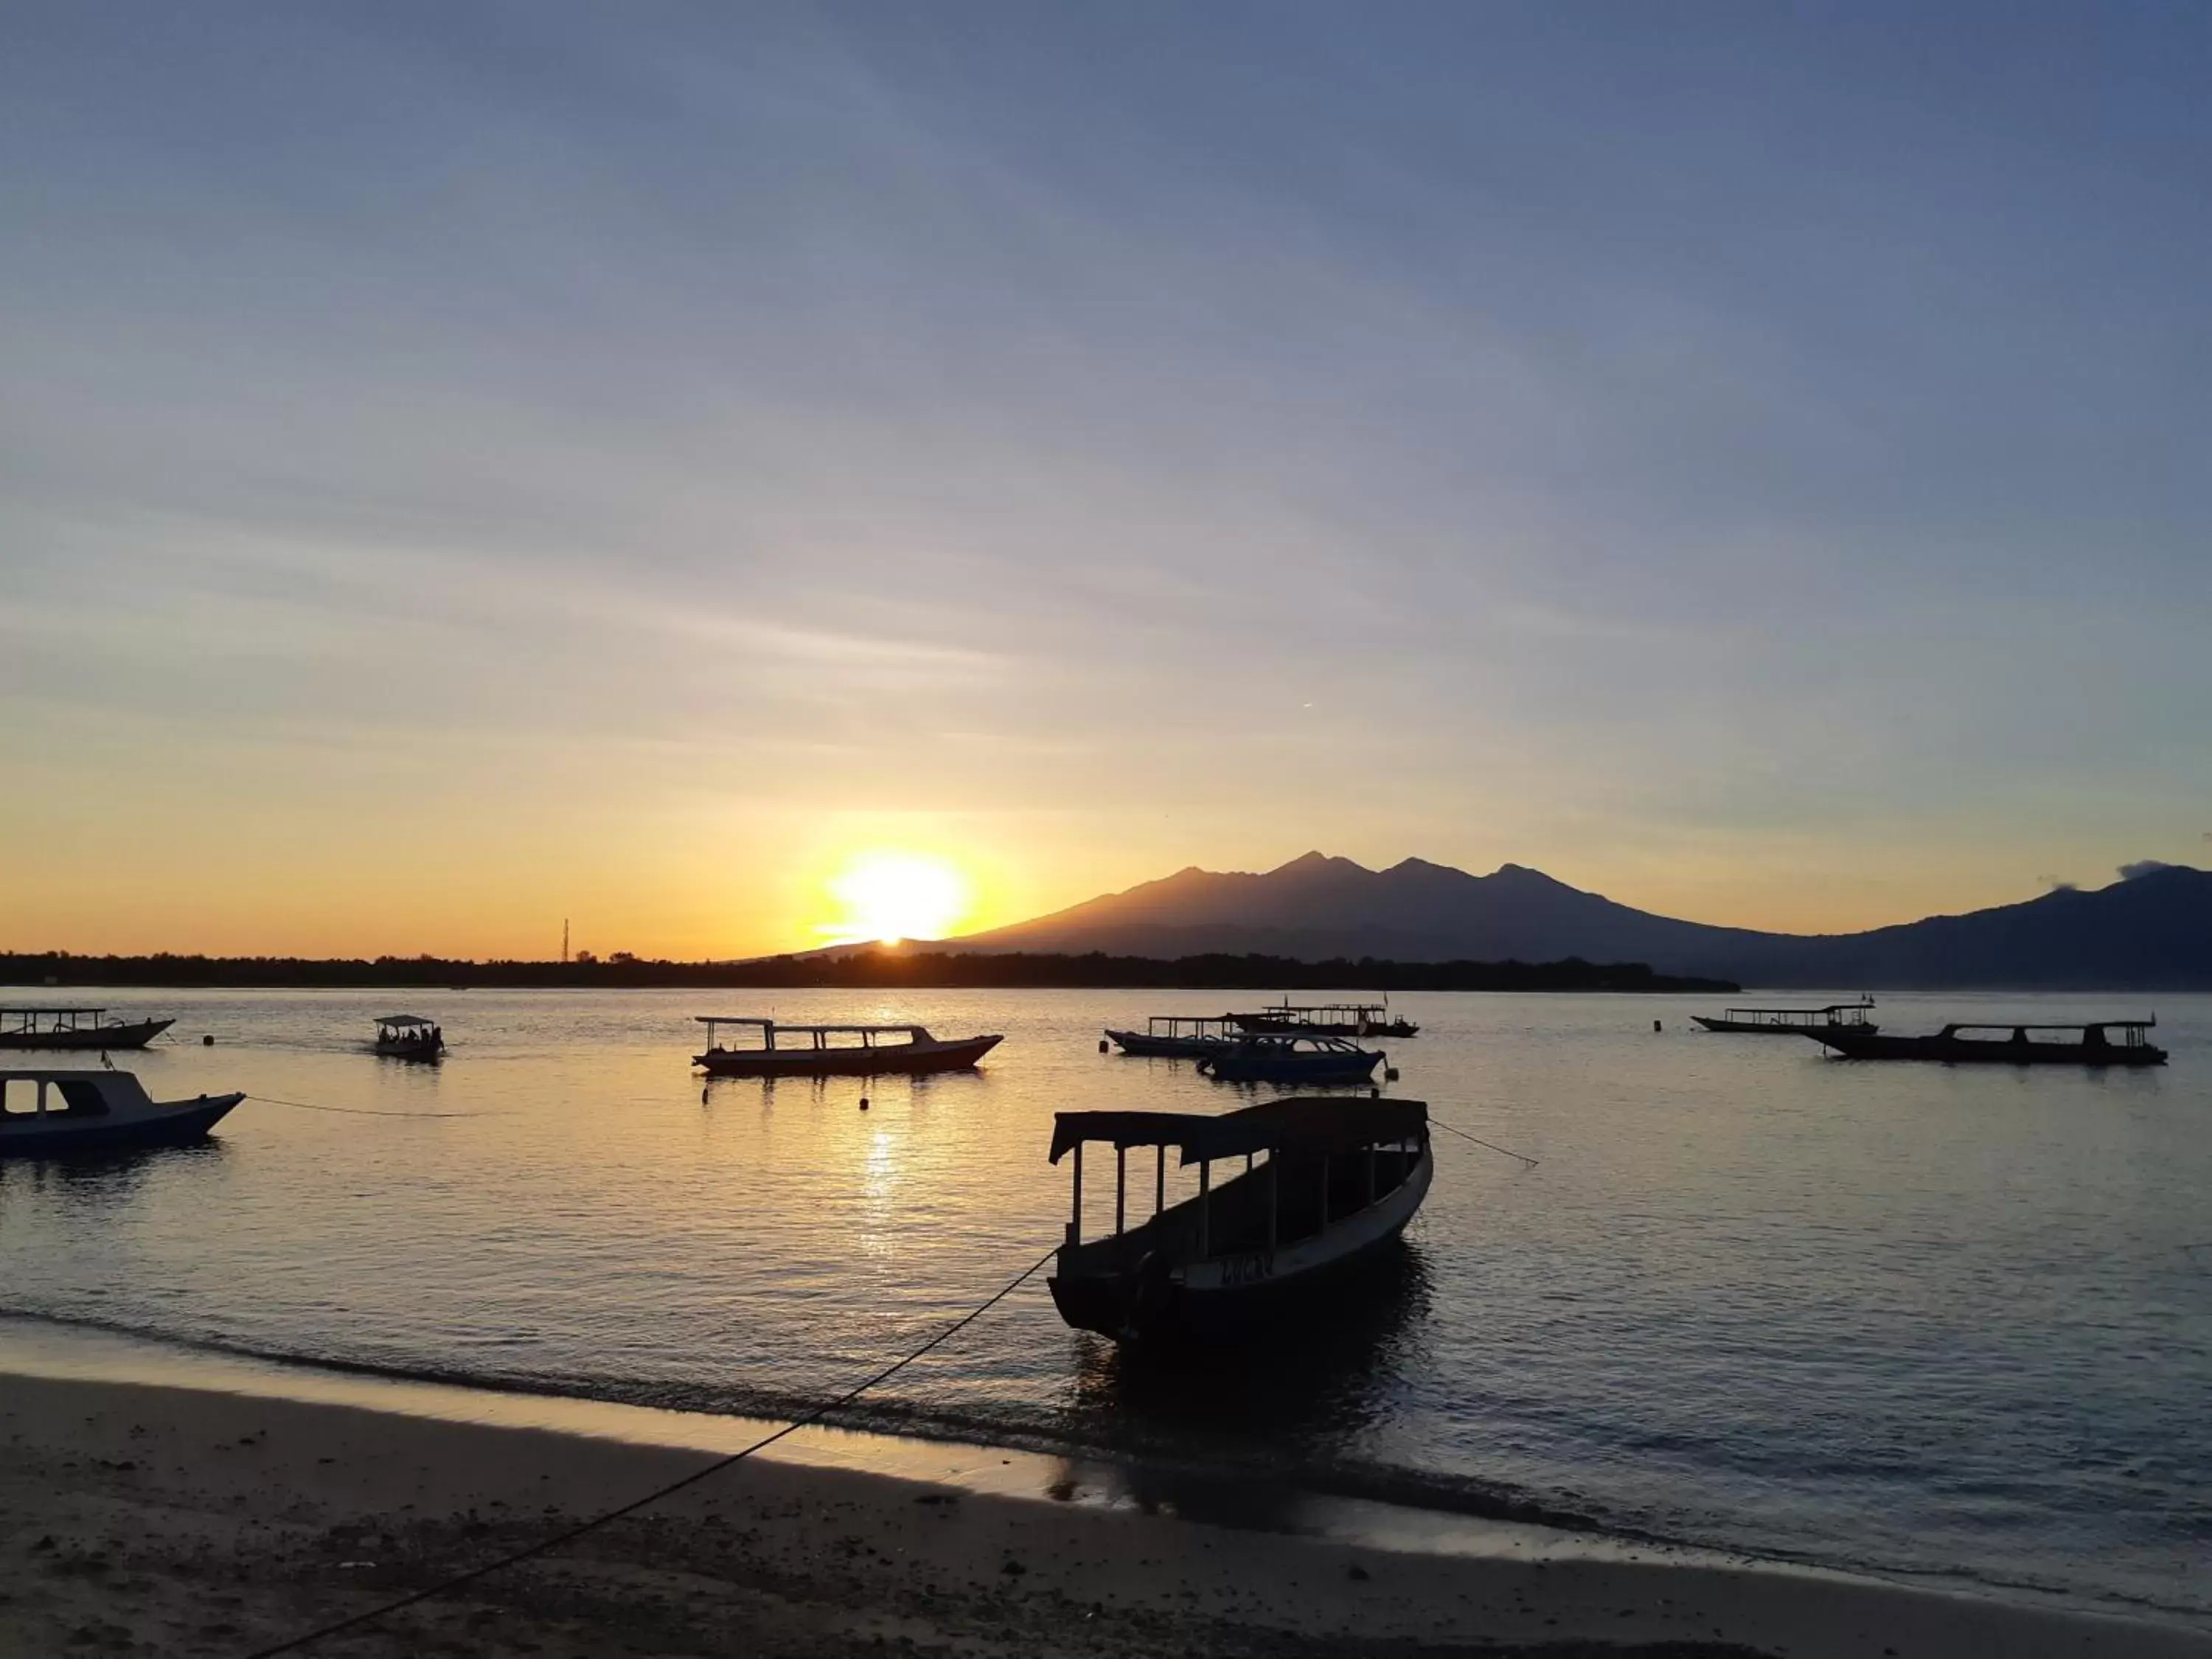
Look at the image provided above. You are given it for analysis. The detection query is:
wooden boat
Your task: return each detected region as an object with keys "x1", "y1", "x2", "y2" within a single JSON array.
[
  {"x1": 1197, "y1": 1034, "x2": 1384, "y2": 1085},
  {"x1": 692, "y1": 1018, "x2": 1003, "y2": 1078},
  {"x1": 373, "y1": 1015, "x2": 445, "y2": 1061},
  {"x1": 0, "y1": 1068, "x2": 243, "y2": 1158},
  {"x1": 1694, "y1": 998, "x2": 1877, "y2": 1036},
  {"x1": 1806, "y1": 1019, "x2": 2166, "y2": 1067},
  {"x1": 1102, "y1": 1016, "x2": 1238, "y2": 1057},
  {"x1": 1229, "y1": 1001, "x2": 1419, "y2": 1039},
  {"x1": 0, "y1": 1008, "x2": 175, "y2": 1051},
  {"x1": 1048, "y1": 1095, "x2": 1432, "y2": 1345}
]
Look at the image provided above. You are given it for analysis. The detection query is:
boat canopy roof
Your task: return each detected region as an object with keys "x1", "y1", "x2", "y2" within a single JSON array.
[
  {"x1": 1051, "y1": 1096, "x2": 1426, "y2": 1166},
  {"x1": 1, "y1": 1008, "x2": 111, "y2": 1018},
  {"x1": 1724, "y1": 1001, "x2": 1874, "y2": 1015},
  {"x1": 1939, "y1": 1020, "x2": 2154, "y2": 1034},
  {"x1": 375, "y1": 1015, "x2": 437, "y2": 1028},
  {"x1": 695, "y1": 1017, "x2": 928, "y2": 1037}
]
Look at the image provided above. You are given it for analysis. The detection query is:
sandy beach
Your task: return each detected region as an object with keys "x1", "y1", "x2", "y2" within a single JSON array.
[{"x1": 0, "y1": 1370, "x2": 2201, "y2": 1659}]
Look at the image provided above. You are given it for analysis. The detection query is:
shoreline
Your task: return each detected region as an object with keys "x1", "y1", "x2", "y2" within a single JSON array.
[{"x1": 4, "y1": 1320, "x2": 2206, "y2": 1658}]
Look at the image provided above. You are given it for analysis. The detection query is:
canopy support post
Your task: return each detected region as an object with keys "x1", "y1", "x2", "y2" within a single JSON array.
[
  {"x1": 1198, "y1": 1161, "x2": 1210, "y2": 1257},
  {"x1": 1068, "y1": 1143, "x2": 1082, "y2": 1248},
  {"x1": 1155, "y1": 1144, "x2": 1165, "y2": 1216},
  {"x1": 1114, "y1": 1146, "x2": 1125, "y2": 1235},
  {"x1": 1267, "y1": 1153, "x2": 1278, "y2": 1250}
]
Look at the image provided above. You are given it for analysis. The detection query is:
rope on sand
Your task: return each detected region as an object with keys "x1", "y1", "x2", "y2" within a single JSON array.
[{"x1": 240, "y1": 1243, "x2": 1059, "y2": 1658}]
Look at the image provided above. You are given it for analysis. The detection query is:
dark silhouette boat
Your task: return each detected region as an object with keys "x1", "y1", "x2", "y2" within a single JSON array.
[
  {"x1": 1197, "y1": 1034, "x2": 1385, "y2": 1085},
  {"x1": 1047, "y1": 1095, "x2": 1432, "y2": 1345},
  {"x1": 0, "y1": 1068, "x2": 243, "y2": 1158},
  {"x1": 1694, "y1": 998, "x2": 1877, "y2": 1036},
  {"x1": 692, "y1": 1017, "x2": 1002, "y2": 1078},
  {"x1": 1806, "y1": 1019, "x2": 2166, "y2": 1067},
  {"x1": 0, "y1": 1008, "x2": 175, "y2": 1051},
  {"x1": 1102, "y1": 1016, "x2": 1238, "y2": 1057},
  {"x1": 373, "y1": 1015, "x2": 445, "y2": 1061},
  {"x1": 1228, "y1": 1000, "x2": 1419, "y2": 1039}
]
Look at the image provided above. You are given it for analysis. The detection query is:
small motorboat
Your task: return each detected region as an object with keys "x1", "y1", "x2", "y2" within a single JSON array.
[
  {"x1": 1806, "y1": 1019, "x2": 2166, "y2": 1067},
  {"x1": 0, "y1": 1008, "x2": 175, "y2": 1051},
  {"x1": 1228, "y1": 1001, "x2": 1419, "y2": 1039},
  {"x1": 373, "y1": 1015, "x2": 445, "y2": 1061},
  {"x1": 1102, "y1": 1016, "x2": 1239, "y2": 1057},
  {"x1": 0, "y1": 1068, "x2": 243, "y2": 1158},
  {"x1": 1694, "y1": 998, "x2": 1877, "y2": 1036},
  {"x1": 1047, "y1": 1094, "x2": 1432, "y2": 1345},
  {"x1": 1197, "y1": 1034, "x2": 1384, "y2": 1085},
  {"x1": 692, "y1": 1018, "x2": 1003, "y2": 1078}
]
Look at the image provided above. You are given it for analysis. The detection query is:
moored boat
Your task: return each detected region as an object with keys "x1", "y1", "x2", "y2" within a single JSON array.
[
  {"x1": 1103, "y1": 1015, "x2": 1238, "y2": 1057},
  {"x1": 0, "y1": 1008, "x2": 175, "y2": 1051},
  {"x1": 692, "y1": 1018, "x2": 1003, "y2": 1078},
  {"x1": 1047, "y1": 1094, "x2": 1432, "y2": 1345},
  {"x1": 0, "y1": 1068, "x2": 244, "y2": 1158},
  {"x1": 1197, "y1": 1033, "x2": 1385, "y2": 1085},
  {"x1": 1228, "y1": 1001, "x2": 1419, "y2": 1039},
  {"x1": 1806, "y1": 1020, "x2": 2166, "y2": 1067},
  {"x1": 373, "y1": 1015, "x2": 445, "y2": 1061},
  {"x1": 1694, "y1": 998, "x2": 1877, "y2": 1036}
]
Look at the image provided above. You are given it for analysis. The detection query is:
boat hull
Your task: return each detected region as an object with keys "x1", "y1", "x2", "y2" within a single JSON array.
[
  {"x1": 1199, "y1": 1051, "x2": 1381, "y2": 1084},
  {"x1": 1103, "y1": 1029, "x2": 1232, "y2": 1058},
  {"x1": 0, "y1": 1018, "x2": 174, "y2": 1051},
  {"x1": 695, "y1": 1033, "x2": 1003, "y2": 1078},
  {"x1": 1807, "y1": 1031, "x2": 2166, "y2": 1066},
  {"x1": 0, "y1": 1093, "x2": 243, "y2": 1159},
  {"x1": 1694, "y1": 1016, "x2": 1879, "y2": 1036},
  {"x1": 1050, "y1": 1147, "x2": 1433, "y2": 1346}
]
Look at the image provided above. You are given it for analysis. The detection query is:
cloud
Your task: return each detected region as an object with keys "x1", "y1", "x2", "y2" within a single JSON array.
[{"x1": 2118, "y1": 860, "x2": 2178, "y2": 880}]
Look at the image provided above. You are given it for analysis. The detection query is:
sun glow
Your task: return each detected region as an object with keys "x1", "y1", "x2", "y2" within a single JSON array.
[{"x1": 818, "y1": 852, "x2": 972, "y2": 945}]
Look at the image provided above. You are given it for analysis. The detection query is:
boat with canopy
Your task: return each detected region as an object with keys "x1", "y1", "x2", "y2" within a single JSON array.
[
  {"x1": 1047, "y1": 1095, "x2": 1432, "y2": 1344},
  {"x1": 1, "y1": 1068, "x2": 244, "y2": 1158},
  {"x1": 0, "y1": 1009, "x2": 175, "y2": 1051},
  {"x1": 692, "y1": 1018, "x2": 1003, "y2": 1078},
  {"x1": 1807, "y1": 1019, "x2": 2166, "y2": 1066},
  {"x1": 1102, "y1": 1015, "x2": 1238, "y2": 1057},
  {"x1": 1694, "y1": 998, "x2": 1877, "y2": 1036},
  {"x1": 1228, "y1": 1000, "x2": 1418, "y2": 1039},
  {"x1": 1197, "y1": 1033, "x2": 1385, "y2": 1085},
  {"x1": 373, "y1": 1015, "x2": 445, "y2": 1061}
]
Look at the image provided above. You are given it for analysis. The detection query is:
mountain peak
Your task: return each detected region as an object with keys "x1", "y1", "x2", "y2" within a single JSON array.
[{"x1": 1270, "y1": 851, "x2": 1371, "y2": 877}]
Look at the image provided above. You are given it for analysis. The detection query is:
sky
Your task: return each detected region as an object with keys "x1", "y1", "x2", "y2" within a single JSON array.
[{"x1": 4, "y1": 2, "x2": 2209, "y2": 958}]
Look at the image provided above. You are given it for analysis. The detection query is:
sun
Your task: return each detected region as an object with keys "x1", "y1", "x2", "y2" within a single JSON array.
[{"x1": 819, "y1": 852, "x2": 971, "y2": 946}]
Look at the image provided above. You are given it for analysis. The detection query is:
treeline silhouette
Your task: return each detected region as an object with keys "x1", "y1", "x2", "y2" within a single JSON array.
[{"x1": 1, "y1": 949, "x2": 1735, "y2": 994}]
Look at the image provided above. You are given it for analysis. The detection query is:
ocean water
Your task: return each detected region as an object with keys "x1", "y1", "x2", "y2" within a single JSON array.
[{"x1": 0, "y1": 987, "x2": 2205, "y2": 1623}]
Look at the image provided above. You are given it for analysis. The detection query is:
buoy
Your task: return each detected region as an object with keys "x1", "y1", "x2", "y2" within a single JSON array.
[
  {"x1": 202, "y1": 1034, "x2": 215, "y2": 1046},
  {"x1": 701, "y1": 1088, "x2": 710, "y2": 1105},
  {"x1": 1369, "y1": 1085, "x2": 1381, "y2": 1099},
  {"x1": 1384, "y1": 1066, "x2": 1400, "y2": 1082},
  {"x1": 859, "y1": 1097, "x2": 870, "y2": 1112},
  {"x1": 1654, "y1": 1019, "x2": 1663, "y2": 1033},
  {"x1": 1098, "y1": 1039, "x2": 1109, "y2": 1054}
]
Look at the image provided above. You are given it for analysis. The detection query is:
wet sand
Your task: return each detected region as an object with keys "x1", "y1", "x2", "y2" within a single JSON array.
[{"x1": 1, "y1": 1371, "x2": 2203, "y2": 1658}]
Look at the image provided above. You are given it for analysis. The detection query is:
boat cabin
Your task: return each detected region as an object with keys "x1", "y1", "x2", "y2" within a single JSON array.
[
  {"x1": 1144, "y1": 1015, "x2": 1235, "y2": 1041},
  {"x1": 0, "y1": 1070, "x2": 130, "y2": 1118},
  {"x1": 1938, "y1": 1020, "x2": 2158, "y2": 1051},
  {"x1": 695, "y1": 1018, "x2": 934, "y2": 1054},
  {"x1": 2, "y1": 1009, "x2": 119, "y2": 1040},
  {"x1": 1712, "y1": 1001, "x2": 1875, "y2": 1029},
  {"x1": 374, "y1": 1015, "x2": 445, "y2": 1056}
]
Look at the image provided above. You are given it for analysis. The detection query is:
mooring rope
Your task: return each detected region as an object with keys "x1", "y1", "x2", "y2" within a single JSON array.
[
  {"x1": 246, "y1": 1093, "x2": 481, "y2": 1121},
  {"x1": 240, "y1": 1242, "x2": 1058, "y2": 1658},
  {"x1": 1429, "y1": 1116, "x2": 1540, "y2": 1169}
]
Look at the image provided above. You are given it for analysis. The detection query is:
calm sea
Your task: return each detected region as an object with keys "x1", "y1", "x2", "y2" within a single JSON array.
[{"x1": 1, "y1": 987, "x2": 2205, "y2": 1622}]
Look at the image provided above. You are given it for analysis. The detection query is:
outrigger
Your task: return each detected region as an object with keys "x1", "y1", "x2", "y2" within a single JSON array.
[
  {"x1": 1694, "y1": 998, "x2": 1877, "y2": 1036},
  {"x1": 1, "y1": 1068, "x2": 244, "y2": 1158},
  {"x1": 0, "y1": 1009, "x2": 175, "y2": 1051},
  {"x1": 693, "y1": 1018, "x2": 1003, "y2": 1079},
  {"x1": 1102, "y1": 1015, "x2": 1238, "y2": 1057},
  {"x1": 1048, "y1": 1095, "x2": 1432, "y2": 1345},
  {"x1": 1228, "y1": 1001, "x2": 1418, "y2": 1039},
  {"x1": 1806, "y1": 1019, "x2": 2166, "y2": 1067}
]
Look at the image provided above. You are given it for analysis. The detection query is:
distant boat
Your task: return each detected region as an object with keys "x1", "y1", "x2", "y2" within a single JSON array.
[
  {"x1": 692, "y1": 1018, "x2": 1002, "y2": 1078},
  {"x1": 1694, "y1": 998, "x2": 1877, "y2": 1036},
  {"x1": 1229, "y1": 1000, "x2": 1419, "y2": 1039},
  {"x1": 1102, "y1": 1016, "x2": 1238, "y2": 1057},
  {"x1": 0, "y1": 1008, "x2": 175, "y2": 1051},
  {"x1": 1047, "y1": 1094, "x2": 1432, "y2": 1344},
  {"x1": 1198, "y1": 1034, "x2": 1385, "y2": 1085},
  {"x1": 1807, "y1": 1019, "x2": 2167, "y2": 1067},
  {"x1": 373, "y1": 1015, "x2": 445, "y2": 1061},
  {"x1": 0, "y1": 1068, "x2": 243, "y2": 1158}
]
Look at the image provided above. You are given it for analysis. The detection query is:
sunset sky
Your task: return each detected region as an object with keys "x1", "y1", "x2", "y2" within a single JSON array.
[{"x1": 4, "y1": 4, "x2": 2208, "y2": 959}]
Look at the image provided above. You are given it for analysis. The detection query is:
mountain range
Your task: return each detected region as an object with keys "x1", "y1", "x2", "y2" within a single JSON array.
[{"x1": 947, "y1": 853, "x2": 2212, "y2": 990}]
